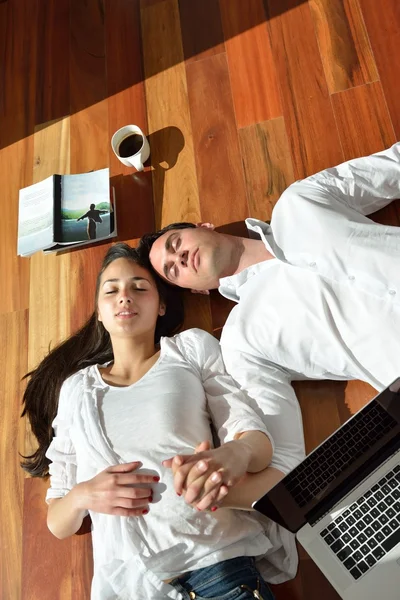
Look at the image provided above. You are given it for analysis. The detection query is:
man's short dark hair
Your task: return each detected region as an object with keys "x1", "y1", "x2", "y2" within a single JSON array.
[{"x1": 138, "y1": 222, "x2": 196, "y2": 260}]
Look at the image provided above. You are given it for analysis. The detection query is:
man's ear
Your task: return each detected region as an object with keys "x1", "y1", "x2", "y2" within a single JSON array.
[
  {"x1": 190, "y1": 289, "x2": 210, "y2": 296},
  {"x1": 195, "y1": 222, "x2": 215, "y2": 230}
]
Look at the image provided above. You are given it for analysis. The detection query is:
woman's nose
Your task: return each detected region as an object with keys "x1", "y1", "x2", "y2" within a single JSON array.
[
  {"x1": 178, "y1": 250, "x2": 188, "y2": 267},
  {"x1": 119, "y1": 293, "x2": 131, "y2": 303}
]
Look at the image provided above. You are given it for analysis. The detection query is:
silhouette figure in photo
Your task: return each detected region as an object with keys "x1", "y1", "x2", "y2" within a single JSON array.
[{"x1": 77, "y1": 204, "x2": 108, "y2": 240}]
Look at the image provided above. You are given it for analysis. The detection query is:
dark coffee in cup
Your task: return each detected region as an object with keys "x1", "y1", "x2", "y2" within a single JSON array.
[{"x1": 118, "y1": 134, "x2": 143, "y2": 158}]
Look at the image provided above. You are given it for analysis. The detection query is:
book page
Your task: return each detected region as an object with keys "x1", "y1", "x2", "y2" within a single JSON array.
[
  {"x1": 17, "y1": 175, "x2": 54, "y2": 256},
  {"x1": 57, "y1": 168, "x2": 112, "y2": 244}
]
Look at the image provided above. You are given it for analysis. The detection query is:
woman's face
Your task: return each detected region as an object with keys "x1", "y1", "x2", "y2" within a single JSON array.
[{"x1": 97, "y1": 258, "x2": 165, "y2": 341}]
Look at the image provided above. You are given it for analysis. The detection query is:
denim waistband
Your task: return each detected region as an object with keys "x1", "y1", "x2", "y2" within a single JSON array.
[{"x1": 169, "y1": 556, "x2": 257, "y2": 592}]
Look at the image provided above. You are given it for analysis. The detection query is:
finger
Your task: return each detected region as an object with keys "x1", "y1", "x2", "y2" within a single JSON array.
[
  {"x1": 116, "y1": 473, "x2": 160, "y2": 486},
  {"x1": 119, "y1": 487, "x2": 154, "y2": 500},
  {"x1": 184, "y1": 460, "x2": 214, "y2": 488},
  {"x1": 194, "y1": 484, "x2": 229, "y2": 512},
  {"x1": 185, "y1": 470, "x2": 224, "y2": 505},
  {"x1": 162, "y1": 454, "x2": 184, "y2": 469},
  {"x1": 116, "y1": 496, "x2": 152, "y2": 510},
  {"x1": 111, "y1": 507, "x2": 150, "y2": 517},
  {"x1": 194, "y1": 440, "x2": 211, "y2": 453},
  {"x1": 174, "y1": 461, "x2": 197, "y2": 495},
  {"x1": 107, "y1": 461, "x2": 142, "y2": 473}
]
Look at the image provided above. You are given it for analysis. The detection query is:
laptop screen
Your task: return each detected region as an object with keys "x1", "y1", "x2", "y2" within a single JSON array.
[{"x1": 253, "y1": 378, "x2": 400, "y2": 533}]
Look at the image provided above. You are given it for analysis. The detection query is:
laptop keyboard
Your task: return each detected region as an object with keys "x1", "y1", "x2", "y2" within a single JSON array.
[
  {"x1": 284, "y1": 400, "x2": 397, "y2": 508},
  {"x1": 320, "y1": 464, "x2": 400, "y2": 580}
]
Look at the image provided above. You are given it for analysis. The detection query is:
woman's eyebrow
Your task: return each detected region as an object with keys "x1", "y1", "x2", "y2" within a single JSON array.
[
  {"x1": 102, "y1": 277, "x2": 149, "y2": 287},
  {"x1": 165, "y1": 233, "x2": 177, "y2": 252}
]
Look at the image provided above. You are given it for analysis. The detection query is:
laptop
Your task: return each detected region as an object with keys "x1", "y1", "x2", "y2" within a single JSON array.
[{"x1": 253, "y1": 377, "x2": 400, "y2": 600}]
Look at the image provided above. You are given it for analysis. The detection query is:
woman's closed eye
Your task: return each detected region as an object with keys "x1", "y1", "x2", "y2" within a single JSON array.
[
  {"x1": 169, "y1": 264, "x2": 178, "y2": 280},
  {"x1": 172, "y1": 237, "x2": 181, "y2": 252}
]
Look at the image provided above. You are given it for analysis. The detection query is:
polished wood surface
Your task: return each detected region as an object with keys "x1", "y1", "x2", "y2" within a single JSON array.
[{"x1": 1, "y1": 0, "x2": 399, "y2": 598}]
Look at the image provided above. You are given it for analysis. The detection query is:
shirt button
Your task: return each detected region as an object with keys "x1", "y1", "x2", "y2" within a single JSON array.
[
  {"x1": 388, "y1": 289, "x2": 396, "y2": 295},
  {"x1": 309, "y1": 262, "x2": 316, "y2": 268},
  {"x1": 348, "y1": 275, "x2": 355, "y2": 281}
]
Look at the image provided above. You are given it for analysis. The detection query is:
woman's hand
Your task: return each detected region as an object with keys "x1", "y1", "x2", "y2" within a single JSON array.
[
  {"x1": 74, "y1": 461, "x2": 157, "y2": 517},
  {"x1": 163, "y1": 440, "x2": 252, "y2": 510}
]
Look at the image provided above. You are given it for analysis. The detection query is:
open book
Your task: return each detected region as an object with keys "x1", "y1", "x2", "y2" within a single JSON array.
[{"x1": 17, "y1": 168, "x2": 117, "y2": 256}]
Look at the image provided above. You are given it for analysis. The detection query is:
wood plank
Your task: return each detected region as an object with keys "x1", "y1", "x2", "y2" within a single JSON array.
[
  {"x1": 141, "y1": 0, "x2": 201, "y2": 228},
  {"x1": 266, "y1": 0, "x2": 343, "y2": 179},
  {"x1": 71, "y1": 533, "x2": 93, "y2": 600},
  {"x1": 0, "y1": 0, "x2": 7, "y2": 115},
  {"x1": 309, "y1": 0, "x2": 378, "y2": 93},
  {"x1": 0, "y1": 311, "x2": 27, "y2": 600},
  {"x1": 26, "y1": 117, "x2": 72, "y2": 459},
  {"x1": 186, "y1": 53, "x2": 248, "y2": 225},
  {"x1": 359, "y1": 0, "x2": 400, "y2": 138},
  {"x1": 0, "y1": 139, "x2": 32, "y2": 314},
  {"x1": 0, "y1": 0, "x2": 39, "y2": 313},
  {"x1": 183, "y1": 293, "x2": 213, "y2": 334},
  {"x1": 341, "y1": 380, "x2": 376, "y2": 418},
  {"x1": 22, "y1": 478, "x2": 73, "y2": 600},
  {"x1": 219, "y1": 0, "x2": 282, "y2": 128},
  {"x1": 294, "y1": 381, "x2": 344, "y2": 453},
  {"x1": 178, "y1": 0, "x2": 225, "y2": 63},
  {"x1": 35, "y1": 0, "x2": 70, "y2": 125},
  {"x1": 0, "y1": 0, "x2": 38, "y2": 148},
  {"x1": 106, "y1": 0, "x2": 155, "y2": 239},
  {"x1": 239, "y1": 118, "x2": 295, "y2": 222},
  {"x1": 331, "y1": 81, "x2": 396, "y2": 161},
  {"x1": 70, "y1": 0, "x2": 108, "y2": 173}
]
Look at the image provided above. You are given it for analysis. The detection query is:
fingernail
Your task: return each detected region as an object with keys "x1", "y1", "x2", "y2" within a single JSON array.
[
  {"x1": 211, "y1": 506, "x2": 218, "y2": 512},
  {"x1": 211, "y1": 472, "x2": 221, "y2": 483},
  {"x1": 176, "y1": 492, "x2": 181, "y2": 497},
  {"x1": 197, "y1": 461, "x2": 207, "y2": 472},
  {"x1": 142, "y1": 509, "x2": 149, "y2": 515},
  {"x1": 153, "y1": 476, "x2": 160, "y2": 482}
]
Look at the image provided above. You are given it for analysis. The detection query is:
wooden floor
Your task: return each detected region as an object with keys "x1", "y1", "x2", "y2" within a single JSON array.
[{"x1": 1, "y1": 0, "x2": 400, "y2": 598}]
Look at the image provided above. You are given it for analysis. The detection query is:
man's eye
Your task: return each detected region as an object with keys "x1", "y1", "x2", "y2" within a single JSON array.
[
  {"x1": 105, "y1": 290, "x2": 116, "y2": 295},
  {"x1": 135, "y1": 288, "x2": 147, "y2": 292}
]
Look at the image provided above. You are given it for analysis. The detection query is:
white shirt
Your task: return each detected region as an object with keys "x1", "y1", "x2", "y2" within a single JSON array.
[
  {"x1": 46, "y1": 329, "x2": 297, "y2": 600},
  {"x1": 220, "y1": 143, "x2": 400, "y2": 475}
]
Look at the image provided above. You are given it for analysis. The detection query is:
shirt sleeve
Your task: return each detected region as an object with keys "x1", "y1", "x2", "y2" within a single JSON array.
[
  {"x1": 287, "y1": 142, "x2": 400, "y2": 216},
  {"x1": 221, "y1": 338, "x2": 306, "y2": 475},
  {"x1": 45, "y1": 373, "x2": 81, "y2": 504},
  {"x1": 178, "y1": 329, "x2": 274, "y2": 448}
]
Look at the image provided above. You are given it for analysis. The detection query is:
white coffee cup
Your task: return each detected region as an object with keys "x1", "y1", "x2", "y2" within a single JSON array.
[{"x1": 111, "y1": 125, "x2": 150, "y2": 171}]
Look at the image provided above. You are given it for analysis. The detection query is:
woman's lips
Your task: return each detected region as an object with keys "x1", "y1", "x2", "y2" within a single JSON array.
[
  {"x1": 191, "y1": 249, "x2": 199, "y2": 272},
  {"x1": 116, "y1": 311, "x2": 137, "y2": 319}
]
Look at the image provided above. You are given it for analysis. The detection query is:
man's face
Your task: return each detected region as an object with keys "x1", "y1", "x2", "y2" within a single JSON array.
[{"x1": 149, "y1": 226, "x2": 227, "y2": 290}]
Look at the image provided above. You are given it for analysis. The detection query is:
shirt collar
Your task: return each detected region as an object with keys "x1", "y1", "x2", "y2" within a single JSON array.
[{"x1": 218, "y1": 219, "x2": 277, "y2": 302}]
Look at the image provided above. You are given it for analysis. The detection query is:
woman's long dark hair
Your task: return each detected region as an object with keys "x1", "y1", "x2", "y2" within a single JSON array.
[{"x1": 21, "y1": 243, "x2": 184, "y2": 478}]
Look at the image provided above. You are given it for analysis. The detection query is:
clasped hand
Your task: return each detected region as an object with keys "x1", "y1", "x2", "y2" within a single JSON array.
[{"x1": 162, "y1": 439, "x2": 251, "y2": 511}]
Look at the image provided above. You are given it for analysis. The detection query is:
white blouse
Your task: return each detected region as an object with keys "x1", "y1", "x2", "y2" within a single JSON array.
[{"x1": 46, "y1": 328, "x2": 297, "y2": 600}]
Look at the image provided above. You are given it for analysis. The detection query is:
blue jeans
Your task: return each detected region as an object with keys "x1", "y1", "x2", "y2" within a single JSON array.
[{"x1": 169, "y1": 556, "x2": 275, "y2": 600}]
